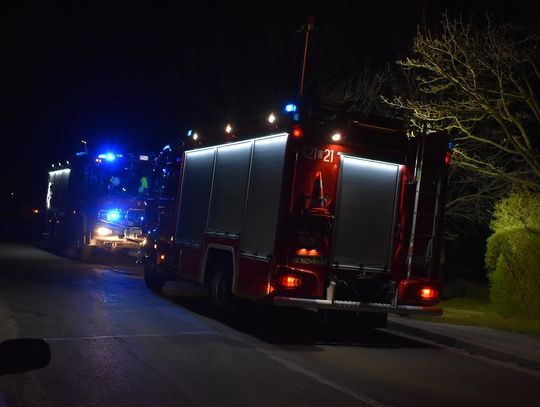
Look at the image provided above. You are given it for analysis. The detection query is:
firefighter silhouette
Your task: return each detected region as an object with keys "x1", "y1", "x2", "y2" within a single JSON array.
[
  {"x1": 107, "y1": 176, "x2": 120, "y2": 192},
  {"x1": 138, "y1": 176, "x2": 148, "y2": 193}
]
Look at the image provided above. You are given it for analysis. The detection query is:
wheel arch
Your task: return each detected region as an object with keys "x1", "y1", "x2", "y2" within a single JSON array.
[{"x1": 202, "y1": 244, "x2": 237, "y2": 294}]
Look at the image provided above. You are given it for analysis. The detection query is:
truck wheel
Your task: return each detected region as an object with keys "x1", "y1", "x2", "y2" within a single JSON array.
[
  {"x1": 144, "y1": 256, "x2": 165, "y2": 292},
  {"x1": 209, "y1": 269, "x2": 232, "y2": 313}
]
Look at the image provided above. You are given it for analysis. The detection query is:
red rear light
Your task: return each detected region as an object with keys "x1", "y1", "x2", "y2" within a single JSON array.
[
  {"x1": 292, "y1": 125, "x2": 303, "y2": 138},
  {"x1": 419, "y1": 286, "x2": 438, "y2": 301},
  {"x1": 398, "y1": 279, "x2": 439, "y2": 304},
  {"x1": 280, "y1": 275, "x2": 302, "y2": 289},
  {"x1": 295, "y1": 248, "x2": 320, "y2": 256},
  {"x1": 444, "y1": 152, "x2": 452, "y2": 166}
]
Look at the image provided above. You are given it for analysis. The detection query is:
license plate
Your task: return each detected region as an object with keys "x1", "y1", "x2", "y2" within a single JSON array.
[
  {"x1": 127, "y1": 229, "x2": 142, "y2": 237},
  {"x1": 291, "y1": 256, "x2": 327, "y2": 266}
]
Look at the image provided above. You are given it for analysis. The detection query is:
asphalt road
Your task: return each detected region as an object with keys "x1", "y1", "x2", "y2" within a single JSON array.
[{"x1": 0, "y1": 242, "x2": 538, "y2": 407}]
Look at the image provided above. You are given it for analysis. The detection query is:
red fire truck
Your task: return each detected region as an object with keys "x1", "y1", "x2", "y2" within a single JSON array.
[{"x1": 141, "y1": 100, "x2": 451, "y2": 326}]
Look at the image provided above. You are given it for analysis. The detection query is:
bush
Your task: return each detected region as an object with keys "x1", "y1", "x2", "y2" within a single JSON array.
[
  {"x1": 485, "y1": 191, "x2": 540, "y2": 319},
  {"x1": 489, "y1": 190, "x2": 540, "y2": 233}
]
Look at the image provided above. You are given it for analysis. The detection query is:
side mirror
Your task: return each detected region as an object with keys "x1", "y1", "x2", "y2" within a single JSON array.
[{"x1": 0, "y1": 338, "x2": 51, "y2": 375}]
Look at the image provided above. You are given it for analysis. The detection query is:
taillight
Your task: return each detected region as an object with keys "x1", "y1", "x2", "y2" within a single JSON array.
[
  {"x1": 398, "y1": 279, "x2": 440, "y2": 304},
  {"x1": 295, "y1": 248, "x2": 320, "y2": 256},
  {"x1": 419, "y1": 286, "x2": 438, "y2": 301},
  {"x1": 292, "y1": 125, "x2": 303, "y2": 138},
  {"x1": 444, "y1": 152, "x2": 452, "y2": 166},
  {"x1": 280, "y1": 275, "x2": 302, "y2": 289}
]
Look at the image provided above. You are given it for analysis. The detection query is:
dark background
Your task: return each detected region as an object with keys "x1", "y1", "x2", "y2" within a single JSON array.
[{"x1": 2, "y1": 0, "x2": 538, "y2": 208}]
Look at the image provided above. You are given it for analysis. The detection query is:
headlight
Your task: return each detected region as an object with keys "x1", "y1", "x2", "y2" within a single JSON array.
[{"x1": 95, "y1": 227, "x2": 113, "y2": 236}]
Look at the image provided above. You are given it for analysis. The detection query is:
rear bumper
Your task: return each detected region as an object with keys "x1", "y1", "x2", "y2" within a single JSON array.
[{"x1": 273, "y1": 296, "x2": 443, "y2": 316}]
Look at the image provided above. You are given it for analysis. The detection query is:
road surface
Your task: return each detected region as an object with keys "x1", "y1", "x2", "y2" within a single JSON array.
[{"x1": 0, "y1": 242, "x2": 538, "y2": 406}]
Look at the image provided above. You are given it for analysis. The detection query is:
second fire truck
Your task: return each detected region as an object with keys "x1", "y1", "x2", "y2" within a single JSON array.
[{"x1": 45, "y1": 150, "x2": 154, "y2": 255}]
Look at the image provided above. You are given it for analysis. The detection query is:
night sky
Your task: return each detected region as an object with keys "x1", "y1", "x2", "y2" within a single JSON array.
[{"x1": 2, "y1": 0, "x2": 538, "y2": 207}]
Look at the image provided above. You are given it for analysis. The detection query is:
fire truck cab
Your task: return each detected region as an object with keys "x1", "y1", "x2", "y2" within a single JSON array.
[{"x1": 142, "y1": 100, "x2": 450, "y2": 325}]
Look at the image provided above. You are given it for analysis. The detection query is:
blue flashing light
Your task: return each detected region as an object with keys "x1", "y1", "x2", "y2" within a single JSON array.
[
  {"x1": 187, "y1": 129, "x2": 193, "y2": 137},
  {"x1": 448, "y1": 140, "x2": 455, "y2": 151},
  {"x1": 106, "y1": 209, "x2": 122, "y2": 222},
  {"x1": 284, "y1": 103, "x2": 297, "y2": 113},
  {"x1": 98, "y1": 153, "x2": 117, "y2": 162}
]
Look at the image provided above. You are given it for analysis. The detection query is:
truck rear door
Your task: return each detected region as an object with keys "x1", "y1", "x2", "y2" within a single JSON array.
[{"x1": 331, "y1": 155, "x2": 402, "y2": 272}]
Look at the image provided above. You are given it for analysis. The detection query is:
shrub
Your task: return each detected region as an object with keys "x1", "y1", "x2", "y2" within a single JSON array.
[
  {"x1": 485, "y1": 191, "x2": 540, "y2": 319},
  {"x1": 489, "y1": 190, "x2": 540, "y2": 234}
]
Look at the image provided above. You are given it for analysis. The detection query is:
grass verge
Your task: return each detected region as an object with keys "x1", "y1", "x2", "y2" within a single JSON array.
[{"x1": 413, "y1": 296, "x2": 540, "y2": 337}]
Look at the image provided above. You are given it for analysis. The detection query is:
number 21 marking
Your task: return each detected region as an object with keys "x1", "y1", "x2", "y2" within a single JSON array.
[{"x1": 323, "y1": 149, "x2": 334, "y2": 163}]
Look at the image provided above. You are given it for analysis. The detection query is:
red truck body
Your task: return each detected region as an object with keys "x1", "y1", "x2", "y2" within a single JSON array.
[{"x1": 143, "y1": 102, "x2": 450, "y2": 323}]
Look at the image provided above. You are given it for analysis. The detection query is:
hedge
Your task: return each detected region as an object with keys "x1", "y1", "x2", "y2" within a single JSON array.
[{"x1": 485, "y1": 191, "x2": 540, "y2": 319}]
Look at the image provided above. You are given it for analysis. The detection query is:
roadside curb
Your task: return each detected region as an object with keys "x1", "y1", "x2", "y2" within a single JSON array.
[{"x1": 387, "y1": 319, "x2": 540, "y2": 372}]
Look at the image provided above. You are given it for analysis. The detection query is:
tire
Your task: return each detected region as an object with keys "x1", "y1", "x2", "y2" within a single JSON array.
[
  {"x1": 209, "y1": 268, "x2": 232, "y2": 313},
  {"x1": 144, "y1": 255, "x2": 165, "y2": 291}
]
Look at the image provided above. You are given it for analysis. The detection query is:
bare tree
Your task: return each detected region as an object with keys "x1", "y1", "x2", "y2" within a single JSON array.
[
  {"x1": 384, "y1": 14, "x2": 540, "y2": 191},
  {"x1": 324, "y1": 64, "x2": 393, "y2": 115}
]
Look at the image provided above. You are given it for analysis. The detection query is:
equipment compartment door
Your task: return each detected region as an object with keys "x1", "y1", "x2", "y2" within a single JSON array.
[
  {"x1": 175, "y1": 147, "x2": 216, "y2": 244},
  {"x1": 331, "y1": 156, "x2": 401, "y2": 272},
  {"x1": 240, "y1": 134, "x2": 288, "y2": 258}
]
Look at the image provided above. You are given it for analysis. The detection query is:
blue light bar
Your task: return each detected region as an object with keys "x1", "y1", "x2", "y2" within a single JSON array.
[
  {"x1": 284, "y1": 103, "x2": 297, "y2": 113},
  {"x1": 106, "y1": 209, "x2": 121, "y2": 222},
  {"x1": 98, "y1": 153, "x2": 117, "y2": 162}
]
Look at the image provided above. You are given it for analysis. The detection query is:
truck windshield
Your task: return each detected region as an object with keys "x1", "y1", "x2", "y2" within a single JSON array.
[{"x1": 90, "y1": 161, "x2": 151, "y2": 198}]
